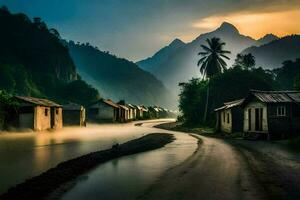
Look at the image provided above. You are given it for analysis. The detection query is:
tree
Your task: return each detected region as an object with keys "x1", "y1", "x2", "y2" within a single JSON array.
[
  {"x1": 275, "y1": 58, "x2": 300, "y2": 89},
  {"x1": 234, "y1": 53, "x2": 255, "y2": 70},
  {"x1": 59, "y1": 80, "x2": 100, "y2": 106},
  {"x1": 197, "y1": 37, "x2": 230, "y2": 123},
  {"x1": 295, "y1": 74, "x2": 300, "y2": 90},
  {"x1": 178, "y1": 79, "x2": 207, "y2": 126}
]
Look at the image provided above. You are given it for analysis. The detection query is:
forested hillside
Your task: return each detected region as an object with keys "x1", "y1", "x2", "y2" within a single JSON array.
[
  {"x1": 0, "y1": 7, "x2": 99, "y2": 105},
  {"x1": 67, "y1": 42, "x2": 173, "y2": 108}
]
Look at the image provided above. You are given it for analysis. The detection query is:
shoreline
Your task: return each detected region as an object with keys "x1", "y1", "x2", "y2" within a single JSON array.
[{"x1": 0, "y1": 133, "x2": 175, "y2": 200}]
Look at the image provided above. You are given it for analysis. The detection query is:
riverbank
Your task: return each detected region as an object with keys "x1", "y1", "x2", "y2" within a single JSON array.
[
  {"x1": 0, "y1": 133, "x2": 174, "y2": 200},
  {"x1": 155, "y1": 121, "x2": 215, "y2": 136}
]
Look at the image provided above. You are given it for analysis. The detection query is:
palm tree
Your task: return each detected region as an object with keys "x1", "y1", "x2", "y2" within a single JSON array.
[
  {"x1": 197, "y1": 37, "x2": 231, "y2": 123},
  {"x1": 234, "y1": 53, "x2": 255, "y2": 70}
]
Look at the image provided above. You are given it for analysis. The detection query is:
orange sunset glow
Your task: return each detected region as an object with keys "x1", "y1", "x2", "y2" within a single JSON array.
[{"x1": 192, "y1": 9, "x2": 300, "y2": 40}]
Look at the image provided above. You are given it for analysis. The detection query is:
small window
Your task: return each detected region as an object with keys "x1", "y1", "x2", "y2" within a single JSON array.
[
  {"x1": 227, "y1": 113, "x2": 230, "y2": 123},
  {"x1": 56, "y1": 109, "x2": 59, "y2": 115},
  {"x1": 45, "y1": 108, "x2": 49, "y2": 116},
  {"x1": 223, "y1": 112, "x2": 225, "y2": 123},
  {"x1": 277, "y1": 106, "x2": 286, "y2": 116}
]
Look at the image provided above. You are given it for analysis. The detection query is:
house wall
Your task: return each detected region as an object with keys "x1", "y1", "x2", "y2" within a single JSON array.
[
  {"x1": 63, "y1": 108, "x2": 86, "y2": 126},
  {"x1": 19, "y1": 113, "x2": 34, "y2": 129},
  {"x1": 220, "y1": 109, "x2": 232, "y2": 133},
  {"x1": 34, "y1": 106, "x2": 51, "y2": 131},
  {"x1": 52, "y1": 107, "x2": 63, "y2": 129},
  {"x1": 99, "y1": 103, "x2": 115, "y2": 121},
  {"x1": 136, "y1": 109, "x2": 143, "y2": 119},
  {"x1": 267, "y1": 104, "x2": 293, "y2": 135},
  {"x1": 89, "y1": 102, "x2": 117, "y2": 122},
  {"x1": 63, "y1": 110, "x2": 80, "y2": 125},
  {"x1": 118, "y1": 108, "x2": 128, "y2": 123},
  {"x1": 243, "y1": 101, "x2": 268, "y2": 133},
  {"x1": 291, "y1": 104, "x2": 300, "y2": 133},
  {"x1": 81, "y1": 108, "x2": 86, "y2": 126}
]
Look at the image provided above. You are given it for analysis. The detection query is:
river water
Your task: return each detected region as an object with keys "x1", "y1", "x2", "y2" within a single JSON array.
[
  {"x1": 0, "y1": 120, "x2": 174, "y2": 194},
  {"x1": 60, "y1": 132, "x2": 197, "y2": 200}
]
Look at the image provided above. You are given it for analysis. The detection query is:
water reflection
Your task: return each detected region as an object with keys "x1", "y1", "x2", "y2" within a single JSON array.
[
  {"x1": 61, "y1": 133, "x2": 197, "y2": 200},
  {"x1": 0, "y1": 120, "x2": 171, "y2": 194}
]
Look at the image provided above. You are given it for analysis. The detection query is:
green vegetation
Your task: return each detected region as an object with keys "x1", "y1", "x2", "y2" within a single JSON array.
[
  {"x1": 0, "y1": 7, "x2": 99, "y2": 106},
  {"x1": 233, "y1": 53, "x2": 255, "y2": 70},
  {"x1": 179, "y1": 38, "x2": 297, "y2": 126},
  {"x1": 274, "y1": 59, "x2": 300, "y2": 90},
  {"x1": 179, "y1": 67, "x2": 275, "y2": 126},
  {"x1": 0, "y1": 90, "x2": 20, "y2": 130}
]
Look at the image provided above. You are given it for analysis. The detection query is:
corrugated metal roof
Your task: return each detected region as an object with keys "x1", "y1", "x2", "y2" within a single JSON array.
[
  {"x1": 127, "y1": 104, "x2": 136, "y2": 109},
  {"x1": 250, "y1": 90, "x2": 300, "y2": 103},
  {"x1": 15, "y1": 96, "x2": 61, "y2": 107},
  {"x1": 141, "y1": 106, "x2": 149, "y2": 112},
  {"x1": 103, "y1": 99, "x2": 119, "y2": 108},
  {"x1": 118, "y1": 104, "x2": 129, "y2": 110},
  {"x1": 214, "y1": 99, "x2": 244, "y2": 112},
  {"x1": 287, "y1": 93, "x2": 300, "y2": 103}
]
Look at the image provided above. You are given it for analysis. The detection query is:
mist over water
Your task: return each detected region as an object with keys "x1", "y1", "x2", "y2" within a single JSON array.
[{"x1": 0, "y1": 121, "x2": 171, "y2": 194}]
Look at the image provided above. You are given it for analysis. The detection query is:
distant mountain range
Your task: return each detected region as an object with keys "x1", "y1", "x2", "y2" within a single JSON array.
[
  {"x1": 67, "y1": 42, "x2": 174, "y2": 108},
  {"x1": 242, "y1": 35, "x2": 300, "y2": 69},
  {"x1": 136, "y1": 22, "x2": 299, "y2": 94}
]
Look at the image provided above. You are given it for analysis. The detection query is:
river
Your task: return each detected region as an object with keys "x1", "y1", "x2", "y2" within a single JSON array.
[{"x1": 0, "y1": 119, "x2": 197, "y2": 195}]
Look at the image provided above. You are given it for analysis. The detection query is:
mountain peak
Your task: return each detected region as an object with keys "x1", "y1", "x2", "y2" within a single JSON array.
[
  {"x1": 259, "y1": 34, "x2": 279, "y2": 41},
  {"x1": 217, "y1": 22, "x2": 239, "y2": 34},
  {"x1": 169, "y1": 38, "x2": 185, "y2": 47},
  {"x1": 256, "y1": 33, "x2": 279, "y2": 46}
]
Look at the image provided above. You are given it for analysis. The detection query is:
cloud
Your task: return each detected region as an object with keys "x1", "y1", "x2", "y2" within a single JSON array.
[{"x1": 191, "y1": 6, "x2": 300, "y2": 39}]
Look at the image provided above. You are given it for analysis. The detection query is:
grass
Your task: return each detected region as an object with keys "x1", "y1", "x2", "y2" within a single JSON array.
[{"x1": 0, "y1": 133, "x2": 175, "y2": 200}]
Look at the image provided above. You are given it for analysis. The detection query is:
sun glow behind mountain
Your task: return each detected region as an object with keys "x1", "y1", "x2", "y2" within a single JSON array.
[{"x1": 192, "y1": 9, "x2": 300, "y2": 40}]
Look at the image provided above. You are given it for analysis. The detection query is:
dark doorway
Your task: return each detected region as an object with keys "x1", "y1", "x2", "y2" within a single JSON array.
[
  {"x1": 255, "y1": 108, "x2": 263, "y2": 131},
  {"x1": 50, "y1": 107, "x2": 55, "y2": 128},
  {"x1": 248, "y1": 109, "x2": 251, "y2": 131}
]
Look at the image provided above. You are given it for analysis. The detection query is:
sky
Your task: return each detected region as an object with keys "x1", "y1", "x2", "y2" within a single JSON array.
[{"x1": 1, "y1": 0, "x2": 300, "y2": 61}]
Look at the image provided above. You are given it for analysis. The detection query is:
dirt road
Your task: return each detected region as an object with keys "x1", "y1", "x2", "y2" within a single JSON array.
[{"x1": 138, "y1": 134, "x2": 266, "y2": 200}]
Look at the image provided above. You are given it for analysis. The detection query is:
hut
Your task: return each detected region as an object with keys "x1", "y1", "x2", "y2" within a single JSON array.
[
  {"x1": 9, "y1": 96, "x2": 63, "y2": 131},
  {"x1": 214, "y1": 99, "x2": 244, "y2": 133},
  {"x1": 88, "y1": 99, "x2": 119, "y2": 123},
  {"x1": 136, "y1": 106, "x2": 143, "y2": 119},
  {"x1": 118, "y1": 104, "x2": 129, "y2": 122},
  {"x1": 241, "y1": 90, "x2": 300, "y2": 139},
  {"x1": 141, "y1": 106, "x2": 150, "y2": 119},
  {"x1": 148, "y1": 106, "x2": 159, "y2": 119},
  {"x1": 63, "y1": 103, "x2": 86, "y2": 126},
  {"x1": 127, "y1": 104, "x2": 137, "y2": 120}
]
